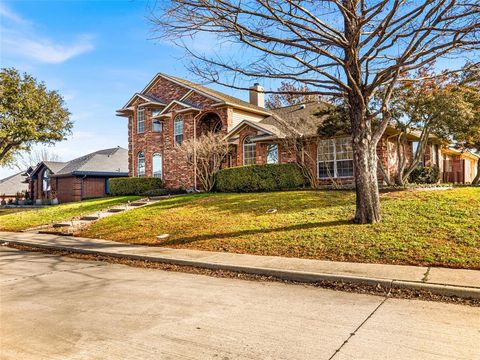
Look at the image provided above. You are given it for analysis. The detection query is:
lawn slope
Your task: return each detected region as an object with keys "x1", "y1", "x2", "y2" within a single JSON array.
[
  {"x1": 0, "y1": 196, "x2": 140, "y2": 231},
  {"x1": 79, "y1": 188, "x2": 480, "y2": 268}
]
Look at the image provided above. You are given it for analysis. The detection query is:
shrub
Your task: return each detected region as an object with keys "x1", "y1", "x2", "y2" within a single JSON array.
[
  {"x1": 409, "y1": 165, "x2": 440, "y2": 184},
  {"x1": 215, "y1": 164, "x2": 306, "y2": 192},
  {"x1": 142, "y1": 188, "x2": 187, "y2": 197},
  {"x1": 109, "y1": 177, "x2": 164, "y2": 196}
]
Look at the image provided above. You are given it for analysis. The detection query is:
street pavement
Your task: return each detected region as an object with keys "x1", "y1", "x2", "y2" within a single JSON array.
[{"x1": 1, "y1": 247, "x2": 479, "y2": 360}]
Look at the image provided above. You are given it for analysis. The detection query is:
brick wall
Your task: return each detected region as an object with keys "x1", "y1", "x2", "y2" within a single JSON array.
[{"x1": 129, "y1": 77, "x2": 232, "y2": 189}]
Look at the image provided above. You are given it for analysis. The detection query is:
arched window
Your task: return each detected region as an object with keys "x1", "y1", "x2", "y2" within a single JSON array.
[
  {"x1": 243, "y1": 136, "x2": 256, "y2": 165},
  {"x1": 213, "y1": 120, "x2": 223, "y2": 133},
  {"x1": 174, "y1": 116, "x2": 184, "y2": 145},
  {"x1": 42, "y1": 169, "x2": 51, "y2": 191},
  {"x1": 137, "y1": 151, "x2": 145, "y2": 177},
  {"x1": 152, "y1": 153, "x2": 163, "y2": 179}
]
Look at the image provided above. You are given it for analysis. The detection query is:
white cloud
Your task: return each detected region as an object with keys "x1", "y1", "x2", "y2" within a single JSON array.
[
  {"x1": 0, "y1": 3, "x2": 27, "y2": 24},
  {"x1": 0, "y1": 4, "x2": 94, "y2": 64}
]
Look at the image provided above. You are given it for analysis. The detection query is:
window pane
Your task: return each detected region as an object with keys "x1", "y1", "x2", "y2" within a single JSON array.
[
  {"x1": 318, "y1": 161, "x2": 334, "y2": 179},
  {"x1": 174, "y1": 117, "x2": 183, "y2": 145},
  {"x1": 266, "y1": 144, "x2": 278, "y2": 164},
  {"x1": 137, "y1": 108, "x2": 145, "y2": 133},
  {"x1": 335, "y1": 137, "x2": 353, "y2": 160},
  {"x1": 152, "y1": 120, "x2": 162, "y2": 132},
  {"x1": 337, "y1": 160, "x2": 354, "y2": 177},
  {"x1": 243, "y1": 137, "x2": 256, "y2": 165},
  {"x1": 318, "y1": 139, "x2": 334, "y2": 161},
  {"x1": 138, "y1": 152, "x2": 145, "y2": 177},
  {"x1": 152, "y1": 154, "x2": 162, "y2": 178}
]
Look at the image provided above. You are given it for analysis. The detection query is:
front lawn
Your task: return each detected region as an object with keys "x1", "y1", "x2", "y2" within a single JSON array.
[
  {"x1": 0, "y1": 196, "x2": 140, "y2": 231},
  {"x1": 79, "y1": 188, "x2": 480, "y2": 268}
]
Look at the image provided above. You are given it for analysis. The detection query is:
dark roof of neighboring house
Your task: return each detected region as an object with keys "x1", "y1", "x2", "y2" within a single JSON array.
[
  {"x1": 30, "y1": 147, "x2": 129, "y2": 178},
  {"x1": 0, "y1": 172, "x2": 29, "y2": 195}
]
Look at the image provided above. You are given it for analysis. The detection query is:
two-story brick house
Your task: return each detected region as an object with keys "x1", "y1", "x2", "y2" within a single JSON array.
[{"x1": 117, "y1": 73, "x2": 478, "y2": 188}]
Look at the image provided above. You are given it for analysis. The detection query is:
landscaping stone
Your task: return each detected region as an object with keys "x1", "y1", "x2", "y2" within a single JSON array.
[
  {"x1": 80, "y1": 216, "x2": 99, "y2": 221},
  {"x1": 52, "y1": 223, "x2": 71, "y2": 228}
]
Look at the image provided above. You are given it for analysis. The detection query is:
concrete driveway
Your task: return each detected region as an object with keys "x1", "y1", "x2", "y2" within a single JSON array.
[{"x1": 1, "y1": 247, "x2": 479, "y2": 360}]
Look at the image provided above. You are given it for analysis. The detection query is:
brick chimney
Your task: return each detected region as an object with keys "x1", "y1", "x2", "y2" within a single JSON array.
[{"x1": 249, "y1": 83, "x2": 265, "y2": 108}]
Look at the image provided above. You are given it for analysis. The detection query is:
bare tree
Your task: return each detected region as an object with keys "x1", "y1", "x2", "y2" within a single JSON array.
[
  {"x1": 13, "y1": 147, "x2": 62, "y2": 171},
  {"x1": 179, "y1": 132, "x2": 229, "y2": 191},
  {"x1": 265, "y1": 81, "x2": 320, "y2": 109},
  {"x1": 152, "y1": 1, "x2": 479, "y2": 223}
]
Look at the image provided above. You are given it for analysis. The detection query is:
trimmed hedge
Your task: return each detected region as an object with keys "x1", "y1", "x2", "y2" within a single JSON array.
[
  {"x1": 109, "y1": 177, "x2": 164, "y2": 196},
  {"x1": 215, "y1": 164, "x2": 306, "y2": 192}
]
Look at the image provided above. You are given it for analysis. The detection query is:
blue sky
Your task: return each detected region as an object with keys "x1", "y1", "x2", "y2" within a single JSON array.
[{"x1": 0, "y1": 0, "x2": 246, "y2": 178}]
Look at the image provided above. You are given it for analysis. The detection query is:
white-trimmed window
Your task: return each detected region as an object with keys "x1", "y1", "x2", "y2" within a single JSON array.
[
  {"x1": 152, "y1": 120, "x2": 162, "y2": 132},
  {"x1": 42, "y1": 169, "x2": 51, "y2": 191},
  {"x1": 152, "y1": 153, "x2": 163, "y2": 179},
  {"x1": 243, "y1": 136, "x2": 256, "y2": 165},
  {"x1": 266, "y1": 144, "x2": 279, "y2": 164},
  {"x1": 137, "y1": 108, "x2": 145, "y2": 133},
  {"x1": 137, "y1": 151, "x2": 145, "y2": 177},
  {"x1": 317, "y1": 137, "x2": 353, "y2": 178},
  {"x1": 174, "y1": 116, "x2": 184, "y2": 145}
]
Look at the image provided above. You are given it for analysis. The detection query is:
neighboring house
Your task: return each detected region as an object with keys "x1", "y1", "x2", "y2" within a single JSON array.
[
  {"x1": 438, "y1": 147, "x2": 479, "y2": 183},
  {"x1": 27, "y1": 147, "x2": 128, "y2": 204},
  {"x1": 117, "y1": 73, "x2": 478, "y2": 188},
  {"x1": 0, "y1": 172, "x2": 29, "y2": 201}
]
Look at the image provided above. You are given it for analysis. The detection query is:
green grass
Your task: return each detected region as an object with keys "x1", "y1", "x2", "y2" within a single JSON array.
[
  {"x1": 0, "y1": 208, "x2": 32, "y2": 217},
  {"x1": 79, "y1": 188, "x2": 480, "y2": 268},
  {"x1": 0, "y1": 196, "x2": 140, "y2": 231}
]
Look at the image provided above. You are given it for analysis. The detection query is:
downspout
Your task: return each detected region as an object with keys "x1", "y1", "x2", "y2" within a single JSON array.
[
  {"x1": 193, "y1": 114, "x2": 199, "y2": 192},
  {"x1": 130, "y1": 115, "x2": 135, "y2": 177}
]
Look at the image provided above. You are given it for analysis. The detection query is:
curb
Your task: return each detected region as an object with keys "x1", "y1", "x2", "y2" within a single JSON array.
[{"x1": 4, "y1": 239, "x2": 480, "y2": 300}]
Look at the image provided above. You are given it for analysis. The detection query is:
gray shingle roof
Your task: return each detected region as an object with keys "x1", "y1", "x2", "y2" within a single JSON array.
[
  {"x1": 0, "y1": 172, "x2": 29, "y2": 196},
  {"x1": 264, "y1": 102, "x2": 331, "y2": 137},
  {"x1": 159, "y1": 73, "x2": 272, "y2": 114},
  {"x1": 53, "y1": 147, "x2": 128, "y2": 176}
]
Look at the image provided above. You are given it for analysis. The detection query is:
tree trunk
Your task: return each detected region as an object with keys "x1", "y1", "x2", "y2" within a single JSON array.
[
  {"x1": 350, "y1": 105, "x2": 381, "y2": 224},
  {"x1": 473, "y1": 160, "x2": 480, "y2": 185}
]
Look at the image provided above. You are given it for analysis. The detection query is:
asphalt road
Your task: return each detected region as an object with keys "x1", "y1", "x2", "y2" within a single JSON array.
[{"x1": 1, "y1": 247, "x2": 479, "y2": 360}]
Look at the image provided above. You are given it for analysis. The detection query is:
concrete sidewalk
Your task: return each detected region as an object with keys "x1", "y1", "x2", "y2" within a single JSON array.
[{"x1": 1, "y1": 231, "x2": 479, "y2": 300}]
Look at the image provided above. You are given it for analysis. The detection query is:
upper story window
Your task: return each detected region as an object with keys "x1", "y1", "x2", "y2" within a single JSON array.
[
  {"x1": 152, "y1": 153, "x2": 163, "y2": 179},
  {"x1": 42, "y1": 169, "x2": 51, "y2": 191},
  {"x1": 243, "y1": 136, "x2": 256, "y2": 165},
  {"x1": 266, "y1": 144, "x2": 279, "y2": 164},
  {"x1": 151, "y1": 109, "x2": 161, "y2": 118},
  {"x1": 174, "y1": 116, "x2": 184, "y2": 145},
  {"x1": 137, "y1": 151, "x2": 145, "y2": 177},
  {"x1": 152, "y1": 120, "x2": 162, "y2": 132},
  {"x1": 137, "y1": 108, "x2": 145, "y2": 133},
  {"x1": 317, "y1": 137, "x2": 353, "y2": 178}
]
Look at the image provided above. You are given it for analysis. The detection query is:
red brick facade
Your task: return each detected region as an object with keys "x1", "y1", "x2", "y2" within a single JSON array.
[
  {"x1": 127, "y1": 76, "x2": 232, "y2": 189},
  {"x1": 121, "y1": 74, "x2": 424, "y2": 188}
]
